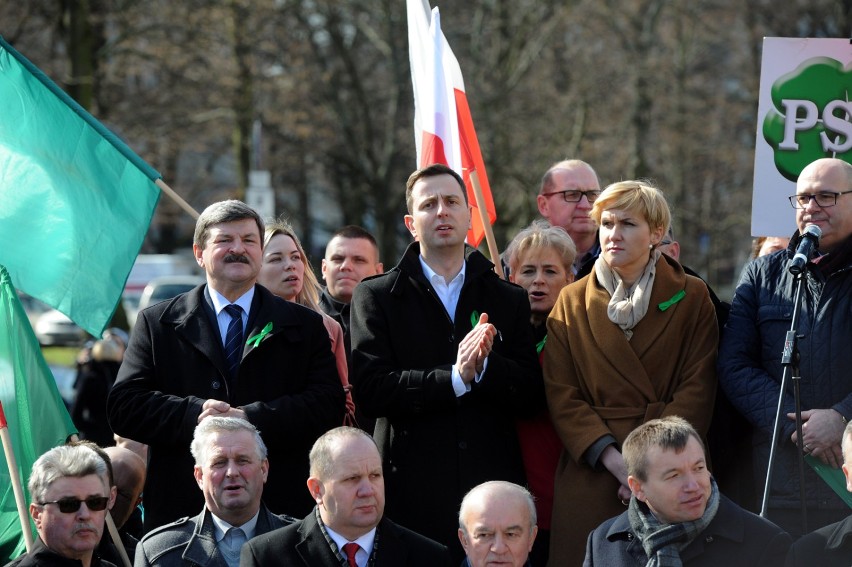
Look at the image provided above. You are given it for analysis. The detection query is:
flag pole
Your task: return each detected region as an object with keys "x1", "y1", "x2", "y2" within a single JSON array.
[
  {"x1": 469, "y1": 170, "x2": 503, "y2": 279},
  {"x1": 0, "y1": 401, "x2": 34, "y2": 553},
  {"x1": 155, "y1": 179, "x2": 200, "y2": 219}
]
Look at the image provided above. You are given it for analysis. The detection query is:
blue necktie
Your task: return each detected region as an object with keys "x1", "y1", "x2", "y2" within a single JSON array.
[{"x1": 223, "y1": 304, "x2": 244, "y2": 379}]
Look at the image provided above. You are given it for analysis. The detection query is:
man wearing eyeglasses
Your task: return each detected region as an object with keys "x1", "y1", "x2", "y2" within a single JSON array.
[
  {"x1": 719, "y1": 157, "x2": 852, "y2": 538},
  {"x1": 8, "y1": 444, "x2": 116, "y2": 567},
  {"x1": 536, "y1": 159, "x2": 601, "y2": 276}
]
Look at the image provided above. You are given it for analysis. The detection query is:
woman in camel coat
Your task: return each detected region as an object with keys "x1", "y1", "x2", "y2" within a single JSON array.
[{"x1": 544, "y1": 181, "x2": 718, "y2": 566}]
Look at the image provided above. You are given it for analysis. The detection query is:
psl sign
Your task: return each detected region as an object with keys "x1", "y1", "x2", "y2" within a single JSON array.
[{"x1": 753, "y1": 38, "x2": 852, "y2": 237}]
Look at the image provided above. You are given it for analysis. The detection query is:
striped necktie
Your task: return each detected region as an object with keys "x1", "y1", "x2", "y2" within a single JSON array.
[
  {"x1": 342, "y1": 542, "x2": 360, "y2": 567},
  {"x1": 223, "y1": 304, "x2": 244, "y2": 379}
]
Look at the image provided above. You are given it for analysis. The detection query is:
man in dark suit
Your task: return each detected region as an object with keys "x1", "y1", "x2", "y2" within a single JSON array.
[
  {"x1": 349, "y1": 164, "x2": 543, "y2": 561},
  {"x1": 107, "y1": 200, "x2": 344, "y2": 531},
  {"x1": 240, "y1": 426, "x2": 450, "y2": 566},
  {"x1": 786, "y1": 420, "x2": 852, "y2": 566},
  {"x1": 135, "y1": 417, "x2": 294, "y2": 567},
  {"x1": 584, "y1": 417, "x2": 791, "y2": 566}
]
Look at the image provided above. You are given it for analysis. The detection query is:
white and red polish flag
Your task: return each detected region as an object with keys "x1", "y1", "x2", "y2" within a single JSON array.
[{"x1": 407, "y1": 0, "x2": 496, "y2": 247}]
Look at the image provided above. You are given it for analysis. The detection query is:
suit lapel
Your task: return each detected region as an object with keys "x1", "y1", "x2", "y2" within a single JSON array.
[
  {"x1": 295, "y1": 512, "x2": 341, "y2": 566},
  {"x1": 167, "y1": 285, "x2": 230, "y2": 378}
]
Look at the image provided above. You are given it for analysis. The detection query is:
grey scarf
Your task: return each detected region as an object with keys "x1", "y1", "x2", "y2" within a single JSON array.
[
  {"x1": 594, "y1": 250, "x2": 661, "y2": 340},
  {"x1": 627, "y1": 477, "x2": 720, "y2": 567}
]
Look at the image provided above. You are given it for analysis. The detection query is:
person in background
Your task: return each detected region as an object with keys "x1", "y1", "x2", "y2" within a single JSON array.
[
  {"x1": 719, "y1": 158, "x2": 852, "y2": 538},
  {"x1": 71, "y1": 333, "x2": 126, "y2": 447},
  {"x1": 536, "y1": 159, "x2": 601, "y2": 276},
  {"x1": 258, "y1": 219, "x2": 355, "y2": 421},
  {"x1": 96, "y1": 446, "x2": 146, "y2": 566},
  {"x1": 584, "y1": 416, "x2": 790, "y2": 566},
  {"x1": 458, "y1": 481, "x2": 537, "y2": 567},
  {"x1": 750, "y1": 235, "x2": 791, "y2": 259},
  {"x1": 6, "y1": 444, "x2": 116, "y2": 567},
  {"x1": 503, "y1": 219, "x2": 575, "y2": 565},
  {"x1": 134, "y1": 417, "x2": 294, "y2": 567},
  {"x1": 241, "y1": 426, "x2": 450, "y2": 566},
  {"x1": 544, "y1": 180, "x2": 718, "y2": 566}
]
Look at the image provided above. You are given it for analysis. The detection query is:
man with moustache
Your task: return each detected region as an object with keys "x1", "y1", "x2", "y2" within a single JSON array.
[
  {"x1": 108, "y1": 200, "x2": 343, "y2": 531},
  {"x1": 536, "y1": 159, "x2": 602, "y2": 276},
  {"x1": 135, "y1": 418, "x2": 293, "y2": 567},
  {"x1": 719, "y1": 158, "x2": 852, "y2": 537},
  {"x1": 6, "y1": 444, "x2": 116, "y2": 567},
  {"x1": 241, "y1": 426, "x2": 449, "y2": 566},
  {"x1": 350, "y1": 164, "x2": 543, "y2": 561},
  {"x1": 584, "y1": 417, "x2": 790, "y2": 566}
]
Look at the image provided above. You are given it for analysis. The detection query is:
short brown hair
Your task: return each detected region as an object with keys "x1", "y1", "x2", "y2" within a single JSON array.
[
  {"x1": 622, "y1": 416, "x2": 704, "y2": 482},
  {"x1": 405, "y1": 164, "x2": 466, "y2": 214},
  {"x1": 590, "y1": 180, "x2": 671, "y2": 235}
]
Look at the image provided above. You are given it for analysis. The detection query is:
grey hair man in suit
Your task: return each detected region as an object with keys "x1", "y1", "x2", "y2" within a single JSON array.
[
  {"x1": 134, "y1": 417, "x2": 294, "y2": 567},
  {"x1": 241, "y1": 426, "x2": 450, "y2": 566}
]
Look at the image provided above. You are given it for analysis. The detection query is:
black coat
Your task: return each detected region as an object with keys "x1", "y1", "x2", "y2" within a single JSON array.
[
  {"x1": 107, "y1": 284, "x2": 344, "y2": 530},
  {"x1": 350, "y1": 243, "x2": 544, "y2": 560},
  {"x1": 4, "y1": 538, "x2": 116, "y2": 567},
  {"x1": 786, "y1": 515, "x2": 852, "y2": 567},
  {"x1": 240, "y1": 509, "x2": 450, "y2": 567},
  {"x1": 583, "y1": 495, "x2": 791, "y2": 566}
]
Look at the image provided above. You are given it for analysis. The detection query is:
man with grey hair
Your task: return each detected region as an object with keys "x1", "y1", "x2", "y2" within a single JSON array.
[
  {"x1": 241, "y1": 426, "x2": 450, "y2": 566},
  {"x1": 6, "y1": 444, "x2": 116, "y2": 567},
  {"x1": 134, "y1": 417, "x2": 293, "y2": 567},
  {"x1": 536, "y1": 159, "x2": 601, "y2": 276},
  {"x1": 108, "y1": 199, "x2": 344, "y2": 531},
  {"x1": 786, "y1": 420, "x2": 852, "y2": 566},
  {"x1": 584, "y1": 417, "x2": 790, "y2": 566},
  {"x1": 458, "y1": 481, "x2": 537, "y2": 567}
]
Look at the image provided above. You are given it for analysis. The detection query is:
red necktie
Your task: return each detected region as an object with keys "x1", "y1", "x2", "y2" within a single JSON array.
[{"x1": 342, "y1": 542, "x2": 360, "y2": 567}]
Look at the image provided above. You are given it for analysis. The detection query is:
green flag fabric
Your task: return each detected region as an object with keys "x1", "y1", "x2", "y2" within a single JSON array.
[
  {"x1": 0, "y1": 35, "x2": 161, "y2": 337},
  {"x1": 0, "y1": 265, "x2": 78, "y2": 562}
]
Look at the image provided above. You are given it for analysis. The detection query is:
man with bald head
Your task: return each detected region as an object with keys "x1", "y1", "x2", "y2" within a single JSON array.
[
  {"x1": 458, "y1": 481, "x2": 537, "y2": 567},
  {"x1": 536, "y1": 159, "x2": 601, "y2": 275},
  {"x1": 95, "y1": 447, "x2": 146, "y2": 565},
  {"x1": 720, "y1": 157, "x2": 852, "y2": 537}
]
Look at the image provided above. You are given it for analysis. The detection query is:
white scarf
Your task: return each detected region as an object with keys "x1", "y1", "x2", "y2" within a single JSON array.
[{"x1": 594, "y1": 249, "x2": 661, "y2": 340}]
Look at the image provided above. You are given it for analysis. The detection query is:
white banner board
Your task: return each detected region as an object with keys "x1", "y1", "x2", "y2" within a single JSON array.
[{"x1": 752, "y1": 37, "x2": 852, "y2": 237}]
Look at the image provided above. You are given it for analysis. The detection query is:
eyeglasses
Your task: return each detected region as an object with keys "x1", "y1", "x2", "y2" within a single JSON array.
[
  {"x1": 541, "y1": 189, "x2": 601, "y2": 203},
  {"x1": 38, "y1": 496, "x2": 110, "y2": 514},
  {"x1": 788, "y1": 190, "x2": 852, "y2": 209}
]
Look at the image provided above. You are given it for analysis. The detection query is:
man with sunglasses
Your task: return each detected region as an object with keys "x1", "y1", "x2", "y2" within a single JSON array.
[
  {"x1": 719, "y1": 157, "x2": 852, "y2": 538},
  {"x1": 8, "y1": 444, "x2": 116, "y2": 567},
  {"x1": 536, "y1": 159, "x2": 602, "y2": 276}
]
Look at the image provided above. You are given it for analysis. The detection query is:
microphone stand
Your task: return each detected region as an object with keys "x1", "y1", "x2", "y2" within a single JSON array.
[{"x1": 760, "y1": 261, "x2": 809, "y2": 533}]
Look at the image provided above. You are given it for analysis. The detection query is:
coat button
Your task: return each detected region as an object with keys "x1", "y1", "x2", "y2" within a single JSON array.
[
  {"x1": 449, "y1": 335, "x2": 455, "y2": 343},
  {"x1": 627, "y1": 533, "x2": 634, "y2": 540},
  {"x1": 211, "y1": 381, "x2": 221, "y2": 390},
  {"x1": 458, "y1": 441, "x2": 467, "y2": 450},
  {"x1": 705, "y1": 536, "x2": 713, "y2": 543}
]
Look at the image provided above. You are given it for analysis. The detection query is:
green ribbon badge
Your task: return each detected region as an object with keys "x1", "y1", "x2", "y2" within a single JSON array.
[
  {"x1": 536, "y1": 335, "x2": 547, "y2": 355},
  {"x1": 470, "y1": 310, "x2": 480, "y2": 328},
  {"x1": 246, "y1": 322, "x2": 273, "y2": 348},
  {"x1": 658, "y1": 290, "x2": 686, "y2": 312}
]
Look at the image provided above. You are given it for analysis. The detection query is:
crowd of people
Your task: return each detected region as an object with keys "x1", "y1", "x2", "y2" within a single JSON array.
[{"x1": 8, "y1": 156, "x2": 852, "y2": 567}]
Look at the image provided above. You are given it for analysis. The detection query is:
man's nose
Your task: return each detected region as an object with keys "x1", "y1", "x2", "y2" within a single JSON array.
[
  {"x1": 576, "y1": 194, "x2": 593, "y2": 210},
  {"x1": 491, "y1": 534, "x2": 509, "y2": 553}
]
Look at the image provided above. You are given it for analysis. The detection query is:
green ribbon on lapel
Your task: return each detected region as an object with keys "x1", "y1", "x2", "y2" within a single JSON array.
[
  {"x1": 658, "y1": 289, "x2": 686, "y2": 312},
  {"x1": 246, "y1": 321, "x2": 273, "y2": 348},
  {"x1": 536, "y1": 335, "x2": 547, "y2": 355},
  {"x1": 470, "y1": 310, "x2": 480, "y2": 328}
]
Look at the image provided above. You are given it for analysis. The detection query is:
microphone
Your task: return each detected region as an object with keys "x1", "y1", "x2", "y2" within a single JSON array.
[{"x1": 788, "y1": 224, "x2": 822, "y2": 275}]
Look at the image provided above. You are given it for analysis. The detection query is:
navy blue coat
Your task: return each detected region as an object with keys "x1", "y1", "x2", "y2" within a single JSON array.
[
  {"x1": 584, "y1": 495, "x2": 791, "y2": 566},
  {"x1": 718, "y1": 233, "x2": 852, "y2": 512}
]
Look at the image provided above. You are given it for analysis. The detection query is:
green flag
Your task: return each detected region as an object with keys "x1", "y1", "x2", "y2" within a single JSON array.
[
  {"x1": 0, "y1": 265, "x2": 78, "y2": 562},
  {"x1": 0, "y1": 35, "x2": 161, "y2": 337}
]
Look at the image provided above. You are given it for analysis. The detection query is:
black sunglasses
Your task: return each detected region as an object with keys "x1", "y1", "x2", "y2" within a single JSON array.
[{"x1": 38, "y1": 496, "x2": 110, "y2": 514}]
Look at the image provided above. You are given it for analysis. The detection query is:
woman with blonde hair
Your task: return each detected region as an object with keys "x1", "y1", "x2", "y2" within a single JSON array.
[
  {"x1": 544, "y1": 180, "x2": 718, "y2": 566},
  {"x1": 258, "y1": 220, "x2": 355, "y2": 419}
]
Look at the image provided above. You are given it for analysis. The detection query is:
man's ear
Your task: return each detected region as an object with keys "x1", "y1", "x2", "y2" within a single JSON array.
[
  {"x1": 404, "y1": 215, "x2": 417, "y2": 239},
  {"x1": 30, "y1": 503, "x2": 42, "y2": 528},
  {"x1": 458, "y1": 528, "x2": 470, "y2": 552},
  {"x1": 193, "y1": 465, "x2": 204, "y2": 490},
  {"x1": 307, "y1": 477, "x2": 323, "y2": 505},
  {"x1": 109, "y1": 485, "x2": 118, "y2": 510},
  {"x1": 627, "y1": 475, "x2": 644, "y2": 502}
]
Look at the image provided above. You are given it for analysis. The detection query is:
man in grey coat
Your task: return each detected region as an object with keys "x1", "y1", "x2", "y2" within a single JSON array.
[{"x1": 135, "y1": 417, "x2": 294, "y2": 567}]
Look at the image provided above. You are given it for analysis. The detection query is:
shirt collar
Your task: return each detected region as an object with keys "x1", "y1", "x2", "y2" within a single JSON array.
[
  {"x1": 325, "y1": 525, "x2": 377, "y2": 559},
  {"x1": 210, "y1": 509, "x2": 261, "y2": 543},
  {"x1": 418, "y1": 255, "x2": 466, "y2": 287},
  {"x1": 210, "y1": 286, "x2": 255, "y2": 315}
]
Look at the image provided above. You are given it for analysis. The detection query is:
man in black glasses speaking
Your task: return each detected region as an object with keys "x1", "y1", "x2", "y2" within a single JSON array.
[
  {"x1": 8, "y1": 443, "x2": 116, "y2": 567},
  {"x1": 719, "y1": 157, "x2": 852, "y2": 538},
  {"x1": 536, "y1": 159, "x2": 602, "y2": 276}
]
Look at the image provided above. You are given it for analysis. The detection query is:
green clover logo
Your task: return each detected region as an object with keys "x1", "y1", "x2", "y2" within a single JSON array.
[{"x1": 762, "y1": 56, "x2": 852, "y2": 181}]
